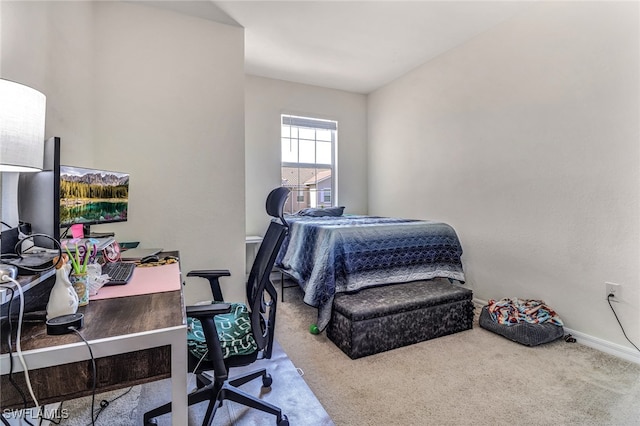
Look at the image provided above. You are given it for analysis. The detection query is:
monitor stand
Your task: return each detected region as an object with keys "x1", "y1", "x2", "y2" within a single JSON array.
[{"x1": 83, "y1": 224, "x2": 115, "y2": 239}]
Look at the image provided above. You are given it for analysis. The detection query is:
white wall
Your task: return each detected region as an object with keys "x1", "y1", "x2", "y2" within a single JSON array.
[
  {"x1": 245, "y1": 75, "x2": 367, "y2": 236},
  {"x1": 368, "y1": 1, "x2": 639, "y2": 351},
  {"x1": 1, "y1": 1, "x2": 247, "y2": 304},
  {"x1": 1, "y1": 1, "x2": 95, "y2": 162}
]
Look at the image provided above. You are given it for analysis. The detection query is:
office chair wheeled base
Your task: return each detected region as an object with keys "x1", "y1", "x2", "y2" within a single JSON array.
[
  {"x1": 211, "y1": 381, "x2": 289, "y2": 426},
  {"x1": 143, "y1": 369, "x2": 288, "y2": 426}
]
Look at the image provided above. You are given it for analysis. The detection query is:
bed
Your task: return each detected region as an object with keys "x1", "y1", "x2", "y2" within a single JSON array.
[{"x1": 275, "y1": 215, "x2": 466, "y2": 331}]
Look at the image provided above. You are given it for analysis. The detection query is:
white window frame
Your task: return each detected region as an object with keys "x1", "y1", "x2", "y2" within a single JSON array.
[{"x1": 281, "y1": 114, "x2": 337, "y2": 213}]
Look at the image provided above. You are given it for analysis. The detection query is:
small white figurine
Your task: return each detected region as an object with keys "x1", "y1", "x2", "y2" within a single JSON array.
[{"x1": 46, "y1": 258, "x2": 79, "y2": 320}]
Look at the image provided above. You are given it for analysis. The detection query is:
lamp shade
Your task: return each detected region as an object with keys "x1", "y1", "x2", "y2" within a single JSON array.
[{"x1": 0, "y1": 79, "x2": 46, "y2": 172}]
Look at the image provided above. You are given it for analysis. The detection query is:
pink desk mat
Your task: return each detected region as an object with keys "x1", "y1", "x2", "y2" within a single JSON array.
[{"x1": 90, "y1": 262, "x2": 181, "y2": 300}]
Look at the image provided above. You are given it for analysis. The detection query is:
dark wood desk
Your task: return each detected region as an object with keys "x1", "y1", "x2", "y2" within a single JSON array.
[{"x1": 0, "y1": 256, "x2": 188, "y2": 423}]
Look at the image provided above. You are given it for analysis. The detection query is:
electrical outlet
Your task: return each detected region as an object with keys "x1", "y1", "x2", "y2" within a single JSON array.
[{"x1": 605, "y1": 282, "x2": 621, "y2": 302}]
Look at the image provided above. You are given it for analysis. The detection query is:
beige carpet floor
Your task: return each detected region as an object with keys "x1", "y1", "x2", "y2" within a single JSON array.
[{"x1": 275, "y1": 285, "x2": 640, "y2": 426}]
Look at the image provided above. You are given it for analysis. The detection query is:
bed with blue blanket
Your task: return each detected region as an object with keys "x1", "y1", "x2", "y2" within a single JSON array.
[{"x1": 275, "y1": 215, "x2": 466, "y2": 331}]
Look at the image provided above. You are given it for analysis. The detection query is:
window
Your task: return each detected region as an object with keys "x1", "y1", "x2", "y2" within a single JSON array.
[{"x1": 281, "y1": 114, "x2": 337, "y2": 214}]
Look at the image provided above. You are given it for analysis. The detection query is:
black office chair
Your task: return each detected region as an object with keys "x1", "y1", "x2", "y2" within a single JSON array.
[{"x1": 144, "y1": 187, "x2": 290, "y2": 426}]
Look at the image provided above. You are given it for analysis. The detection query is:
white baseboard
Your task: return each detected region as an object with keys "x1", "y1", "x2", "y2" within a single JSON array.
[
  {"x1": 472, "y1": 298, "x2": 640, "y2": 365},
  {"x1": 562, "y1": 327, "x2": 640, "y2": 365}
]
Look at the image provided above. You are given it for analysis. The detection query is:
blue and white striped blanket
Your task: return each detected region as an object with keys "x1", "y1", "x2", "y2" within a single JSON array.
[{"x1": 276, "y1": 215, "x2": 466, "y2": 331}]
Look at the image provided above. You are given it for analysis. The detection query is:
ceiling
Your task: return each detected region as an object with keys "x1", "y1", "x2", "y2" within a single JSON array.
[{"x1": 140, "y1": 1, "x2": 534, "y2": 94}]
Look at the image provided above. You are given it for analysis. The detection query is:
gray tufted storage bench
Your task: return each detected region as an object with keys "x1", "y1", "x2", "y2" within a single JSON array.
[{"x1": 327, "y1": 280, "x2": 474, "y2": 359}]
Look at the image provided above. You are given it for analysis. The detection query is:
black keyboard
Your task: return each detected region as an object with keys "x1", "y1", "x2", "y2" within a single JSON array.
[{"x1": 102, "y1": 262, "x2": 136, "y2": 286}]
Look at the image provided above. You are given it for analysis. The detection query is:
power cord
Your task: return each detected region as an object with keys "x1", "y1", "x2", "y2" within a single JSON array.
[
  {"x1": 64, "y1": 327, "x2": 135, "y2": 426},
  {"x1": 188, "y1": 349, "x2": 209, "y2": 391},
  {"x1": 59, "y1": 226, "x2": 70, "y2": 240},
  {"x1": 0, "y1": 276, "x2": 40, "y2": 411},
  {"x1": 0, "y1": 284, "x2": 35, "y2": 426},
  {"x1": 607, "y1": 294, "x2": 640, "y2": 353},
  {"x1": 67, "y1": 327, "x2": 97, "y2": 426},
  {"x1": 37, "y1": 402, "x2": 65, "y2": 426},
  {"x1": 84, "y1": 386, "x2": 134, "y2": 426}
]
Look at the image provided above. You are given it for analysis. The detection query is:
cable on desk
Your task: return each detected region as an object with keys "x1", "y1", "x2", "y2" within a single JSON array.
[
  {"x1": 0, "y1": 277, "x2": 40, "y2": 418},
  {"x1": 68, "y1": 327, "x2": 97, "y2": 426},
  {"x1": 0, "y1": 233, "x2": 63, "y2": 272}
]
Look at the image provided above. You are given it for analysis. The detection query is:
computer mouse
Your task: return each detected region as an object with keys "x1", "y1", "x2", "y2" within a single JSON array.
[{"x1": 140, "y1": 254, "x2": 160, "y2": 264}]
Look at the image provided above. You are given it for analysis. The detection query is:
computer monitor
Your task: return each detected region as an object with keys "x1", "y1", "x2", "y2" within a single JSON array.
[
  {"x1": 59, "y1": 165, "x2": 129, "y2": 236},
  {"x1": 17, "y1": 137, "x2": 61, "y2": 248}
]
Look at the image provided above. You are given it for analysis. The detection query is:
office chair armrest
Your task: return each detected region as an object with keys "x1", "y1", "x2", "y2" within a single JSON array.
[
  {"x1": 187, "y1": 269, "x2": 231, "y2": 302},
  {"x1": 186, "y1": 302, "x2": 232, "y2": 319},
  {"x1": 186, "y1": 303, "x2": 231, "y2": 384},
  {"x1": 187, "y1": 270, "x2": 231, "y2": 279}
]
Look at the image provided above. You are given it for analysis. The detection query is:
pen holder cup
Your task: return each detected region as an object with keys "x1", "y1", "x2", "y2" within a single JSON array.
[{"x1": 70, "y1": 273, "x2": 89, "y2": 307}]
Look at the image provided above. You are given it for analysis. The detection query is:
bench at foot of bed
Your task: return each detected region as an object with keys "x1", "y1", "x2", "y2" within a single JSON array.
[{"x1": 327, "y1": 280, "x2": 474, "y2": 359}]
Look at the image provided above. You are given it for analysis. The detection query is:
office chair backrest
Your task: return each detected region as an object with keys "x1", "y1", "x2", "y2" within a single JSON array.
[
  {"x1": 265, "y1": 186, "x2": 289, "y2": 226},
  {"x1": 246, "y1": 187, "x2": 290, "y2": 356}
]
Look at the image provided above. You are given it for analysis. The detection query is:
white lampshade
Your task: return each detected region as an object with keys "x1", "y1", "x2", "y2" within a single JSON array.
[{"x1": 0, "y1": 79, "x2": 46, "y2": 172}]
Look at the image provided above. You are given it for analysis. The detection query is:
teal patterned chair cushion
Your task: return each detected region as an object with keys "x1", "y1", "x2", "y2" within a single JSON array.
[{"x1": 187, "y1": 303, "x2": 258, "y2": 361}]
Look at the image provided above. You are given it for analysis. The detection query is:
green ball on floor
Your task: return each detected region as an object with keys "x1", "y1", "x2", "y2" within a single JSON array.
[{"x1": 309, "y1": 324, "x2": 320, "y2": 335}]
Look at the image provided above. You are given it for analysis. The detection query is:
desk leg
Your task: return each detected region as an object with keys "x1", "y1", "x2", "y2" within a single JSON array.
[{"x1": 170, "y1": 327, "x2": 188, "y2": 424}]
